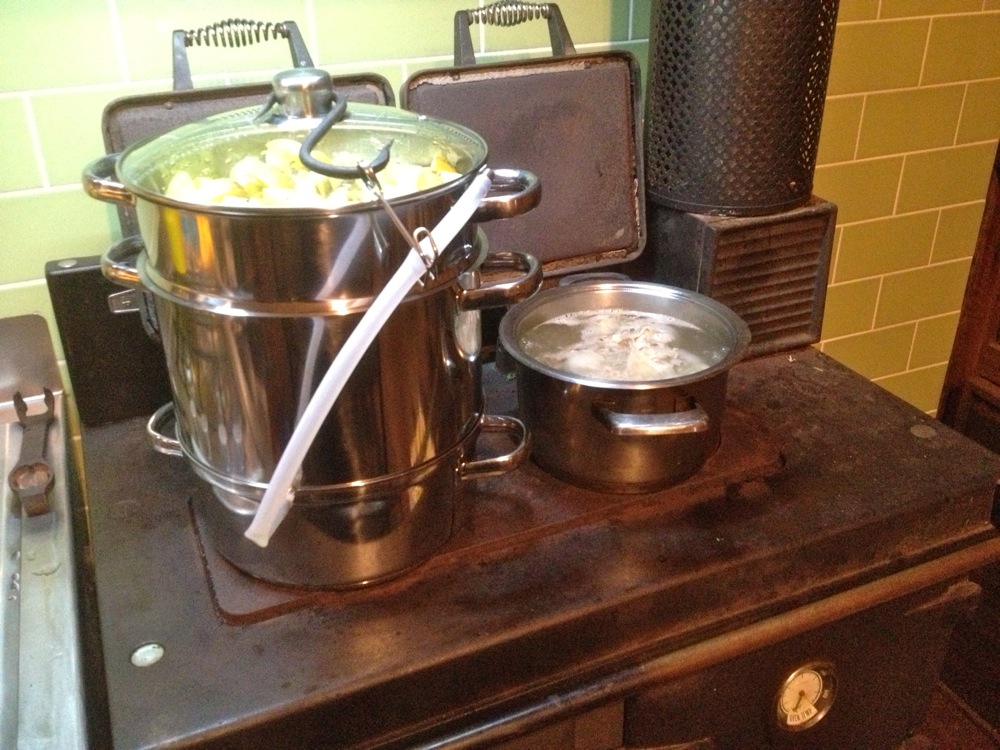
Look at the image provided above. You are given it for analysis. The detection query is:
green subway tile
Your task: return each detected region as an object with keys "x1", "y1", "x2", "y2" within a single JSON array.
[
  {"x1": 880, "y1": 0, "x2": 984, "y2": 17},
  {"x1": 834, "y1": 213, "x2": 937, "y2": 283},
  {"x1": 0, "y1": 0, "x2": 120, "y2": 90},
  {"x1": 923, "y1": 14, "x2": 1000, "y2": 84},
  {"x1": 0, "y1": 284, "x2": 58, "y2": 342},
  {"x1": 315, "y1": 1, "x2": 462, "y2": 63},
  {"x1": 32, "y1": 90, "x2": 124, "y2": 188},
  {"x1": 874, "y1": 259, "x2": 971, "y2": 327},
  {"x1": 120, "y1": 1, "x2": 311, "y2": 83},
  {"x1": 0, "y1": 98, "x2": 40, "y2": 191},
  {"x1": 821, "y1": 278, "x2": 880, "y2": 339},
  {"x1": 822, "y1": 324, "x2": 915, "y2": 379},
  {"x1": 911, "y1": 313, "x2": 960, "y2": 369},
  {"x1": 873, "y1": 363, "x2": 947, "y2": 413},
  {"x1": 0, "y1": 191, "x2": 114, "y2": 285},
  {"x1": 827, "y1": 20, "x2": 927, "y2": 96},
  {"x1": 817, "y1": 96, "x2": 863, "y2": 165},
  {"x1": 897, "y1": 142, "x2": 997, "y2": 213},
  {"x1": 958, "y1": 80, "x2": 1000, "y2": 144},
  {"x1": 632, "y1": 0, "x2": 654, "y2": 39},
  {"x1": 836, "y1": 0, "x2": 880, "y2": 22},
  {"x1": 813, "y1": 157, "x2": 903, "y2": 223},
  {"x1": 933, "y1": 202, "x2": 988, "y2": 262},
  {"x1": 856, "y1": 86, "x2": 965, "y2": 158},
  {"x1": 558, "y1": 0, "x2": 621, "y2": 43}
]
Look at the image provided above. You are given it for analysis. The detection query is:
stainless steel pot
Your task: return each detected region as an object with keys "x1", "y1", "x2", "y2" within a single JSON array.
[
  {"x1": 498, "y1": 281, "x2": 751, "y2": 493},
  {"x1": 83, "y1": 69, "x2": 540, "y2": 308},
  {"x1": 84, "y1": 70, "x2": 544, "y2": 587},
  {"x1": 104, "y1": 233, "x2": 540, "y2": 588}
]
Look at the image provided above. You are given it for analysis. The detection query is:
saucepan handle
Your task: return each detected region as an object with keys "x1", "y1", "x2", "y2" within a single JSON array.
[
  {"x1": 472, "y1": 168, "x2": 541, "y2": 222},
  {"x1": 458, "y1": 251, "x2": 542, "y2": 311},
  {"x1": 82, "y1": 153, "x2": 134, "y2": 206},
  {"x1": 460, "y1": 414, "x2": 531, "y2": 481},
  {"x1": 594, "y1": 403, "x2": 710, "y2": 437}
]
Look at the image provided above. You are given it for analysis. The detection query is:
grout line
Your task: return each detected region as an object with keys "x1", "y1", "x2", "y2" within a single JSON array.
[
  {"x1": 21, "y1": 95, "x2": 49, "y2": 189},
  {"x1": 917, "y1": 16, "x2": 933, "y2": 88},
  {"x1": 106, "y1": 0, "x2": 130, "y2": 83}
]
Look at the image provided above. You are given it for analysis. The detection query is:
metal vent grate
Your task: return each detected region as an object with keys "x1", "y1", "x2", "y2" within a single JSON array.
[{"x1": 649, "y1": 199, "x2": 836, "y2": 357}]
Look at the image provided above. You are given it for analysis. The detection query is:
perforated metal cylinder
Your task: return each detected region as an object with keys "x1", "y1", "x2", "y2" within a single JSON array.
[{"x1": 644, "y1": 0, "x2": 839, "y2": 216}]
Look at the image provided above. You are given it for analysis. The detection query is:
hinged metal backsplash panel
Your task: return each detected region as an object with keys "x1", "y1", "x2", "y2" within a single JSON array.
[{"x1": 402, "y1": 52, "x2": 645, "y2": 277}]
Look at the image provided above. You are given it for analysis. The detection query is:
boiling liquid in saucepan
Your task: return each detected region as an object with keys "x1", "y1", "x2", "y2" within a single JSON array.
[{"x1": 520, "y1": 308, "x2": 725, "y2": 381}]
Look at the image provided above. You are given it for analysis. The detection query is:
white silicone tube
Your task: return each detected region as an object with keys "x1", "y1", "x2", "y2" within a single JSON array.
[{"x1": 244, "y1": 171, "x2": 493, "y2": 547}]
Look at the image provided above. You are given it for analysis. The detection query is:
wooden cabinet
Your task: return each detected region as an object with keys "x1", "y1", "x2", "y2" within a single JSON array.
[
  {"x1": 937, "y1": 142, "x2": 1000, "y2": 734},
  {"x1": 939, "y1": 144, "x2": 1000, "y2": 451}
]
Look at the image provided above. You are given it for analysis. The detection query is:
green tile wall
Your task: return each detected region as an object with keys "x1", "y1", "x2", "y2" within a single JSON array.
[
  {"x1": 815, "y1": 4, "x2": 1000, "y2": 415},
  {"x1": 1, "y1": 0, "x2": 997, "y2": 418}
]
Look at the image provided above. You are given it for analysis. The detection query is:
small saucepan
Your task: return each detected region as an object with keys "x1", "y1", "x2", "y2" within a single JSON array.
[{"x1": 498, "y1": 280, "x2": 751, "y2": 493}]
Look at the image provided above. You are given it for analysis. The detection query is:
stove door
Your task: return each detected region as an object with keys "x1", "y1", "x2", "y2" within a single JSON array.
[{"x1": 622, "y1": 578, "x2": 981, "y2": 750}]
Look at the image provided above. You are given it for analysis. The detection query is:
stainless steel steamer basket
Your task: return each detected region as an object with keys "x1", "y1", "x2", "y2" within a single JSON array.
[{"x1": 103, "y1": 232, "x2": 541, "y2": 588}]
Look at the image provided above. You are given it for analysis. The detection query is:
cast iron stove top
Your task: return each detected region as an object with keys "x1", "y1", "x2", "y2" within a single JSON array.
[{"x1": 73, "y1": 348, "x2": 1000, "y2": 749}]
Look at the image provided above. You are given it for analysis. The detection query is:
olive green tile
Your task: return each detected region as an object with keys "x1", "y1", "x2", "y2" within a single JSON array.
[
  {"x1": 933, "y1": 201, "x2": 988, "y2": 262},
  {"x1": 826, "y1": 20, "x2": 927, "y2": 96},
  {"x1": 632, "y1": 0, "x2": 654, "y2": 39},
  {"x1": 958, "y1": 80, "x2": 1000, "y2": 144},
  {"x1": 821, "y1": 278, "x2": 880, "y2": 339},
  {"x1": 835, "y1": 0, "x2": 880, "y2": 22},
  {"x1": 31, "y1": 89, "x2": 134, "y2": 188},
  {"x1": 822, "y1": 323, "x2": 915, "y2": 379},
  {"x1": 0, "y1": 191, "x2": 115, "y2": 285},
  {"x1": 873, "y1": 363, "x2": 947, "y2": 413},
  {"x1": 897, "y1": 142, "x2": 997, "y2": 213},
  {"x1": 555, "y1": 0, "x2": 627, "y2": 43},
  {"x1": 0, "y1": 99, "x2": 40, "y2": 191},
  {"x1": 923, "y1": 14, "x2": 1000, "y2": 84},
  {"x1": 834, "y1": 213, "x2": 937, "y2": 283},
  {"x1": 880, "y1": 0, "x2": 985, "y2": 17},
  {"x1": 0, "y1": 0, "x2": 120, "y2": 90},
  {"x1": 910, "y1": 313, "x2": 960, "y2": 369},
  {"x1": 119, "y1": 0, "x2": 311, "y2": 83},
  {"x1": 315, "y1": 1, "x2": 467, "y2": 63},
  {"x1": 816, "y1": 96, "x2": 863, "y2": 165},
  {"x1": 0, "y1": 284, "x2": 58, "y2": 345},
  {"x1": 813, "y1": 157, "x2": 903, "y2": 223},
  {"x1": 856, "y1": 86, "x2": 965, "y2": 158},
  {"x1": 874, "y1": 259, "x2": 972, "y2": 327}
]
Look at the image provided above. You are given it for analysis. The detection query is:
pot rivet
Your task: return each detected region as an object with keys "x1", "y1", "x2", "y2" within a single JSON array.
[
  {"x1": 909, "y1": 424, "x2": 937, "y2": 440},
  {"x1": 130, "y1": 642, "x2": 165, "y2": 667}
]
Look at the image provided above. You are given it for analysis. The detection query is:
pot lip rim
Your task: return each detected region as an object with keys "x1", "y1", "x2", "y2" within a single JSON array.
[{"x1": 498, "y1": 280, "x2": 752, "y2": 389}]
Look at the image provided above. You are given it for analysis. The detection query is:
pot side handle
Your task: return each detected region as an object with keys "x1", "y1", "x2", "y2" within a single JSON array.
[
  {"x1": 458, "y1": 251, "x2": 542, "y2": 311},
  {"x1": 147, "y1": 402, "x2": 184, "y2": 457},
  {"x1": 101, "y1": 235, "x2": 145, "y2": 289},
  {"x1": 83, "y1": 153, "x2": 135, "y2": 206},
  {"x1": 460, "y1": 414, "x2": 531, "y2": 481},
  {"x1": 594, "y1": 404, "x2": 710, "y2": 437},
  {"x1": 473, "y1": 168, "x2": 541, "y2": 222}
]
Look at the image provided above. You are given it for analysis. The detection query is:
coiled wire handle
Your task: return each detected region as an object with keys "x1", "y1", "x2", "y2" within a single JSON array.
[
  {"x1": 454, "y1": 1, "x2": 576, "y2": 65},
  {"x1": 172, "y1": 19, "x2": 313, "y2": 90}
]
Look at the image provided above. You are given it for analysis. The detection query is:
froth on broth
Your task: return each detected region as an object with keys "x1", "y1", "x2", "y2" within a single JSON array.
[{"x1": 519, "y1": 308, "x2": 723, "y2": 381}]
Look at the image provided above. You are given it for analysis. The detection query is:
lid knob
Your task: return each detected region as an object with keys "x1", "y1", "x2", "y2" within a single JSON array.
[{"x1": 272, "y1": 68, "x2": 335, "y2": 118}]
